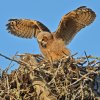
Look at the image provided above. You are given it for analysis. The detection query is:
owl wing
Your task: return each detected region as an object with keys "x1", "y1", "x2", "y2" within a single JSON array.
[
  {"x1": 54, "y1": 6, "x2": 96, "y2": 45},
  {"x1": 6, "y1": 19, "x2": 51, "y2": 38}
]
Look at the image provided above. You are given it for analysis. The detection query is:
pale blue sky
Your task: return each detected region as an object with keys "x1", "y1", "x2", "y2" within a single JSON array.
[{"x1": 0, "y1": 0, "x2": 100, "y2": 70}]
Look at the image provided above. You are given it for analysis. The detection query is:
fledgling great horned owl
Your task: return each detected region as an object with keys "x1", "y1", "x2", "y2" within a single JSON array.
[{"x1": 6, "y1": 6, "x2": 96, "y2": 62}]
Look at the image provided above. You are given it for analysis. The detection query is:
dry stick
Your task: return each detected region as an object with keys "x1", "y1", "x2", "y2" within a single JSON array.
[
  {"x1": 90, "y1": 56, "x2": 100, "y2": 60},
  {"x1": 80, "y1": 81, "x2": 84, "y2": 100},
  {"x1": 67, "y1": 70, "x2": 98, "y2": 88},
  {"x1": 84, "y1": 51, "x2": 90, "y2": 65},
  {"x1": 0, "y1": 53, "x2": 30, "y2": 68},
  {"x1": 6, "y1": 76, "x2": 10, "y2": 94},
  {"x1": 0, "y1": 53, "x2": 20, "y2": 63},
  {"x1": 71, "y1": 52, "x2": 78, "y2": 57},
  {"x1": 48, "y1": 59, "x2": 64, "y2": 85},
  {"x1": 5, "y1": 52, "x2": 18, "y2": 72}
]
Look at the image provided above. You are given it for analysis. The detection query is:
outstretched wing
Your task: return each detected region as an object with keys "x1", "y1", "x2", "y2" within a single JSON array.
[
  {"x1": 54, "y1": 6, "x2": 96, "y2": 45},
  {"x1": 6, "y1": 19, "x2": 51, "y2": 38}
]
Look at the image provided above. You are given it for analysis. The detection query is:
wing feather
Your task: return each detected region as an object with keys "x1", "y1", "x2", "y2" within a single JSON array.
[
  {"x1": 6, "y1": 19, "x2": 51, "y2": 38},
  {"x1": 54, "y1": 6, "x2": 96, "y2": 45}
]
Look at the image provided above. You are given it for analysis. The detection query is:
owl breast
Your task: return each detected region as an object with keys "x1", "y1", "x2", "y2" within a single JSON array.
[{"x1": 39, "y1": 39, "x2": 70, "y2": 62}]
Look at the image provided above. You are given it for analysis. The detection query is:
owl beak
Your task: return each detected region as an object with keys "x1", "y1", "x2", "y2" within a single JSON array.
[
  {"x1": 41, "y1": 41, "x2": 47, "y2": 48},
  {"x1": 38, "y1": 40, "x2": 47, "y2": 48},
  {"x1": 38, "y1": 39, "x2": 42, "y2": 43}
]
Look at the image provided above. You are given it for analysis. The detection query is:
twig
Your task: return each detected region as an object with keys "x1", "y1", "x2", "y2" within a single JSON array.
[
  {"x1": 0, "y1": 53, "x2": 30, "y2": 68},
  {"x1": 48, "y1": 59, "x2": 64, "y2": 85},
  {"x1": 84, "y1": 51, "x2": 90, "y2": 65},
  {"x1": 0, "y1": 53, "x2": 20, "y2": 64},
  {"x1": 67, "y1": 70, "x2": 97, "y2": 88},
  {"x1": 4, "y1": 52, "x2": 18, "y2": 73},
  {"x1": 6, "y1": 76, "x2": 10, "y2": 94},
  {"x1": 71, "y1": 52, "x2": 78, "y2": 57}
]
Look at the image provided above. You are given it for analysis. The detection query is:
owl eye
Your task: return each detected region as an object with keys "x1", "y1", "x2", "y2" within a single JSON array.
[{"x1": 42, "y1": 36, "x2": 48, "y2": 42}]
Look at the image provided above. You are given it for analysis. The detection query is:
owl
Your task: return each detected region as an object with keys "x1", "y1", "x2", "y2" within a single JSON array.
[{"x1": 6, "y1": 6, "x2": 96, "y2": 62}]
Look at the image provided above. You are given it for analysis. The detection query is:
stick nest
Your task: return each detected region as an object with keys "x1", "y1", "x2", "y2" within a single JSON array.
[{"x1": 0, "y1": 53, "x2": 100, "y2": 100}]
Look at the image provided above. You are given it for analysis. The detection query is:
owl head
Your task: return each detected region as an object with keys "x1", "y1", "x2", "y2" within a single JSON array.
[{"x1": 36, "y1": 32, "x2": 53, "y2": 48}]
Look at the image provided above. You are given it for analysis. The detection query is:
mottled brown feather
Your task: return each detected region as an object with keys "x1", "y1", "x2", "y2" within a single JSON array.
[
  {"x1": 6, "y1": 6, "x2": 96, "y2": 61},
  {"x1": 6, "y1": 19, "x2": 51, "y2": 38},
  {"x1": 55, "y1": 6, "x2": 96, "y2": 45}
]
